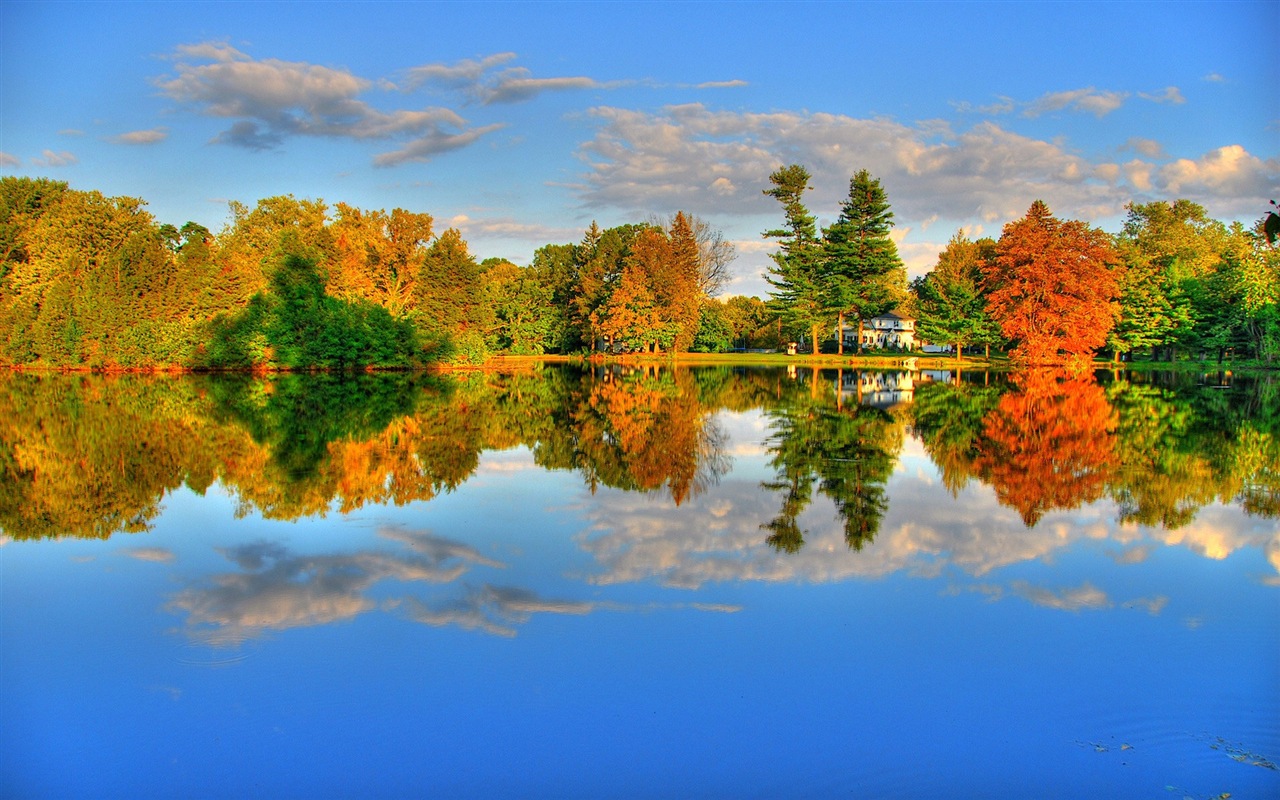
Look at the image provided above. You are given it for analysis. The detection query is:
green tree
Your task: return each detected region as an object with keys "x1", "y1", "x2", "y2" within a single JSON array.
[
  {"x1": 482, "y1": 260, "x2": 556, "y2": 355},
  {"x1": 723, "y1": 295, "x2": 781, "y2": 350},
  {"x1": 823, "y1": 169, "x2": 907, "y2": 354},
  {"x1": 763, "y1": 165, "x2": 827, "y2": 354},
  {"x1": 912, "y1": 232, "x2": 1001, "y2": 358},
  {"x1": 414, "y1": 228, "x2": 491, "y2": 363},
  {"x1": 529, "y1": 242, "x2": 580, "y2": 352},
  {"x1": 1110, "y1": 200, "x2": 1228, "y2": 361},
  {"x1": 691, "y1": 300, "x2": 734, "y2": 353}
]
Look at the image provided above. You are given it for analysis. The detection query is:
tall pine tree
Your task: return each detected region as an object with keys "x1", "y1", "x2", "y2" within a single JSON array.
[
  {"x1": 823, "y1": 169, "x2": 906, "y2": 354},
  {"x1": 763, "y1": 165, "x2": 827, "y2": 354}
]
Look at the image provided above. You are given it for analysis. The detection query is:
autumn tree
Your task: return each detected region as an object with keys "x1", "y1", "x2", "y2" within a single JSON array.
[
  {"x1": 329, "y1": 203, "x2": 432, "y2": 316},
  {"x1": 983, "y1": 201, "x2": 1120, "y2": 367},
  {"x1": 659, "y1": 212, "x2": 704, "y2": 352},
  {"x1": 574, "y1": 223, "x2": 646, "y2": 351},
  {"x1": 217, "y1": 195, "x2": 332, "y2": 309},
  {"x1": 651, "y1": 211, "x2": 737, "y2": 297},
  {"x1": 823, "y1": 169, "x2": 907, "y2": 354},
  {"x1": 598, "y1": 216, "x2": 701, "y2": 354},
  {"x1": 764, "y1": 165, "x2": 828, "y2": 354}
]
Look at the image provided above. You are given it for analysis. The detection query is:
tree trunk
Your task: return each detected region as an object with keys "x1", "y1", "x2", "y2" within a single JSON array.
[{"x1": 837, "y1": 312, "x2": 845, "y2": 356}]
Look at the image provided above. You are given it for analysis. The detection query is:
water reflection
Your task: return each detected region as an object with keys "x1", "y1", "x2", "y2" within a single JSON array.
[
  {"x1": 759, "y1": 368, "x2": 902, "y2": 552},
  {"x1": 4, "y1": 366, "x2": 1276, "y2": 800},
  {"x1": 0, "y1": 365, "x2": 1275, "y2": 552}
]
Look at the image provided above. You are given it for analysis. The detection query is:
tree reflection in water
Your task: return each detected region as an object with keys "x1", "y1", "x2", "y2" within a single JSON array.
[
  {"x1": 759, "y1": 367, "x2": 903, "y2": 553},
  {"x1": 975, "y1": 369, "x2": 1119, "y2": 527},
  {"x1": 0, "y1": 365, "x2": 1274, "y2": 544}
]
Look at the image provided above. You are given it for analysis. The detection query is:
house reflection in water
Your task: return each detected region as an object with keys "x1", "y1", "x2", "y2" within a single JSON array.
[{"x1": 836, "y1": 369, "x2": 958, "y2": 409}]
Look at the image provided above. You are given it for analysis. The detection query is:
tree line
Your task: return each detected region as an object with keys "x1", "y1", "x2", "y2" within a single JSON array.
[
  {"x1": 760, "y1": 164, "x2": 1279, "y2": 367},
  {"x1": 0, "y1": 176, "x2": 758, "y2": 369},
  {"x1": 2, "y1": 173, "x2": 1276, "y2": 370}
]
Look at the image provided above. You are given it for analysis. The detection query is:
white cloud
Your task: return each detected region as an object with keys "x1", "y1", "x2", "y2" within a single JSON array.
[
  {"x1": 696, "y1": 80, "x2": 748, "y2": 89},
  {"x1": 401, "y1": 52, "x2": 519, "y2": 91},
  {"x1": 951, "y1": 96, "x2": 1015, "y2": 115},
  {"x1": 1159, "y1": 144, "x2": 1279, "y2": 197},
  {"x1": 112, "y1": 128, "x2": 169, "y2": 145},
  {"x1": 0, "y1": 152, "x2": 19, "y2": 167},
  {"x1": 1011, "y1": 581, "x2": 1112, "y2": 611},
  {"x1": 1203, "y1": 72, "x2": 1226, "y2": 83},
  {"x1": 403, "y1": 585, "x2": 595, "y2": 638},
  {"x1": 372, "y1": 123, "x2": 506, "y2": 167},
  {"x1": 483, "y1": 70, "x2": 604, "y2": 105},
  {"x1": 33, "y1": 150, "x2": 77, "y2": 167},
  {"x1": 401, "y1": 53, "x2": 611, "y2": 105},
  {"x1": 1139, "y1": 86, "x2": 1186, "y2": 105},
  {"x1": 1023, "y1": 87, "x2": 1129, "y2": 118},
  {"x1": 168, "y1": 528, "x2": 505, "y2": 645},
  {"x1": 447, "y1": 214, "x2": 580, "y2": 243},
  {"x1": 123, "y1": 547, "x2": 175, "y2": 563},
  {"x1": 1124, "y1": 159, "x2": 1155, "y2": 192},
  {"x1": 575, "y1": 104, "x2": 1129, "y2": 225},
  {"x1": 158, "y1": 42, "x2": 501, "y2": 164},
  {"x1": 1124, "y1": 137, "x2": 1166, "y2": 158}
]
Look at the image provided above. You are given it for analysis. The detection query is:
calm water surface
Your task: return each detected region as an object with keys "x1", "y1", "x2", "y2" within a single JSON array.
[{"x1": 1, "y1": 365, "x2": 1277, "y2": 798}]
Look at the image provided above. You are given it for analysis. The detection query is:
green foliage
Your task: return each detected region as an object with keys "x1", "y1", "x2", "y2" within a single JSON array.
[
  {"x1": 722, "y1": 295, "x2": 782, "y2": 350},
  {"x1": 759, "y1": 368, "x2": 902, "y2": 551},
  {"x1": 205, "y1": 251, "x2": 422, "y2": 370},
  {"x1": 691, "y1": 301, "x2": 734, "y2": 353},
  {"x1": 912, "y1": 232, "x2": 1002, "y2": 355},
  {"x1": 763, "y1": 165, "x2": 828, "y2": 352},
  {"x1": 208, "y1": 371, "x2": 425, "y2": 481},
  {"x1": 482, "y1": 261, "x2": 556, "y2": 355},
  {"x1": 0, "y1": 366, "x2": 1275, "y2": 543},
  {"x1": 823, "y1": 169, "x2": 908, "y2": 352},
  {"x1": 1, "y1": 175, "x2": 1274, "y2": 371}
]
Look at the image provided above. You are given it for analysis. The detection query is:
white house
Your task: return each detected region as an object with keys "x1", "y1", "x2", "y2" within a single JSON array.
[{"x1": 839, "y1": 311, "x2": 917, "y2": 350}]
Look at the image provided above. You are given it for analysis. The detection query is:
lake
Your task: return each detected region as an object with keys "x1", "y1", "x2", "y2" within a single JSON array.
[{"x1": 1, "y1": 364, "x2": 1276, "y2": 798}]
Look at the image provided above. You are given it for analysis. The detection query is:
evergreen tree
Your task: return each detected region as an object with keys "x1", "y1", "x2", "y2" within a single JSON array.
[
  {"x1": 823, "y1": 169, "x2": 907, "y2": 354},
  {"x1": 763, "y1": 165, "x2": 827, "y2": 354},
  {"x1": 414, "y1": 228, "x2": 491, "y2": 362}
]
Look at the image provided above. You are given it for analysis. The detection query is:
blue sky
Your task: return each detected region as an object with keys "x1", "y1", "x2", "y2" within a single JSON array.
[{"x1": 2, "y1": 1, "x2": 1276, "y2": 296}]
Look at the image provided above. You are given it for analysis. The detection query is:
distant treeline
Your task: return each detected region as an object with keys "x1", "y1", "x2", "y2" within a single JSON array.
[
  {"x1": 1, "y1": 175, "x2": 1276, "y2": 370},
  {"x1": 761, "y1": 164, "x2": 1280, "y2": 368},
  {"x1": 0, "y1": 176, "x2": 769, "y2": 370}
]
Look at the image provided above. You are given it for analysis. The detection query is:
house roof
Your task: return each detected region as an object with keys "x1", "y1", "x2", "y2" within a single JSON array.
[{"x1": 870, "y1": 310, "x2": 913, "y2": 321}]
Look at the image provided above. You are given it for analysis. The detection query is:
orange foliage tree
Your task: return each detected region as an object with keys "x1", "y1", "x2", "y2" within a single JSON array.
[{"x1": 983, "y1": 201, "x2": 1121, "y2": 366}]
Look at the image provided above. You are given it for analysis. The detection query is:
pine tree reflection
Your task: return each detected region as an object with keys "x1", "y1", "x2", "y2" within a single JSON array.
[{"x1": 760, "y1": 368, "x2": 904, "y2": 553}]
